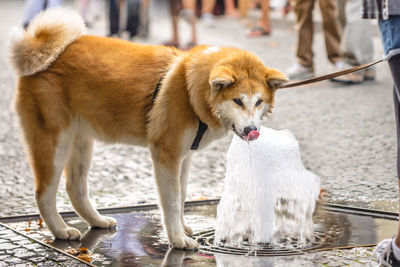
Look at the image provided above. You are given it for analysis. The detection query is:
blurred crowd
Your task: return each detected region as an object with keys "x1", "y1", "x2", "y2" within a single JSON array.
[{"x1": 22, "y1": 0, "x2": 377, "y2": 84}]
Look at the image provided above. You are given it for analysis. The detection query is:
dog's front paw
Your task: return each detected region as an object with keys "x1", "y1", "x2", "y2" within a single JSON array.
[
  {"x1": 90, "y1": 216, "x2": 117, "y2": 229},
  {"x1": 170, "y1": 234, "x2": 198, "y2": 249},
  {"x1": 54, "y1": 227, "x2": 81, "y2": 240}
]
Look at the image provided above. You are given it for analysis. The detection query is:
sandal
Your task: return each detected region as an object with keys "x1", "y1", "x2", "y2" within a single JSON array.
[
  {"x1": 247, "y1": 26, "x2": 271, "y2": 37},
  {"x1": 162, "y1": 41, "x2": 180, "y2": 49},
  {"x1": 183, "y1": 42, "x2": 197, "y2": 51}
]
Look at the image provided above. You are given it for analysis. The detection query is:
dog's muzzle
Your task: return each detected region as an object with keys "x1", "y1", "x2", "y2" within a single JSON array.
[{"x1": 232, "y1": 125, "x2": 260, "y2": 141}]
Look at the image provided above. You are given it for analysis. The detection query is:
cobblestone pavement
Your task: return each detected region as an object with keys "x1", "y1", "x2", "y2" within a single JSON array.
[
  {"x1": 0, "y1": 223, "x2": 89, "y2": 266},
  {"x1": 0, "y1": 0, "x2": 398, "y2": 265}
]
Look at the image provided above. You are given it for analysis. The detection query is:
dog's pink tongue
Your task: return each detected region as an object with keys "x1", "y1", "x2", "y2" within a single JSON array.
[{"x1": 247, "y1": 130, "x2": 260, "y2": 141}]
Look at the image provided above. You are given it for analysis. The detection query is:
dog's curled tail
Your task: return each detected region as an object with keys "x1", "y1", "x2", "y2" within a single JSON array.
[{"x1": 9, "y1": 8, "x2": 86, "y2": 77}]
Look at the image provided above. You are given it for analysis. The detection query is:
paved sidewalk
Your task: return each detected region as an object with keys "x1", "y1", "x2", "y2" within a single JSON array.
[{"x1": 0, "y1": 223, "x2": 89, "y2": 266}]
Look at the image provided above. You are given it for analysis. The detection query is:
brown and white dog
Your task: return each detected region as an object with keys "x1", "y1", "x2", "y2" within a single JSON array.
[{"x1": 9, "y1": 8, "x2": 288, "y2": 249}]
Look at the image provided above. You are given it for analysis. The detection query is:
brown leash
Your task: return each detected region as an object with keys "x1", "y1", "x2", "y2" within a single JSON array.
[{"x1": 278, "y1": 59, "x2": 384, "y2": 89}]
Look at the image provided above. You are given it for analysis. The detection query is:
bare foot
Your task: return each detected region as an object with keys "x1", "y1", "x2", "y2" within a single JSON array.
[{"x1": 225, "y1": 9, "x2": 239, "y2": 18}]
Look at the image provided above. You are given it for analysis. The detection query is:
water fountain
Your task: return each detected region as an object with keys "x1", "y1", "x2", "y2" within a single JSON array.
[{"x1": 215, "y1": 127, "x2": 320, "y2": 247}]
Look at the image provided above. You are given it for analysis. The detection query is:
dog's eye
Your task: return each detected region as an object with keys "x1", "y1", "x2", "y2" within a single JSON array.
[
  {"x1": 255, "y1": 99, "x2": 263, "y2": 107},
  {"x1": 233, "y1": 98, "x2": 243, "y2": 107}
]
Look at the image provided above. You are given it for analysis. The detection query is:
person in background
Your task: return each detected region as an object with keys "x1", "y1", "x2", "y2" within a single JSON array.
[
  {"x1": 362, "y1": 0, "x2": 400, "y2": 265},
  {"x1": 200, "y1": 0, "x2": 216, "y2": 27},
  {"x1": 78, "y1": 0, "x2": 92, "y2": 27},
  {"x1": 330, "y1": 0, "x2": 376, "y2": 84},
  {"x1": 138, "y1": 0, "x2": 151, "y2": 38},
  {"x1": 109, "y1": 0, "x2": 145, "y2": 39},
  {"x1": 23, "y1": 0, "x2": 63, "y2": 28},
  {"x1": 167, "y1": 0, "x2": 197, "y2": 49},
  {"x1": 224, "y1": 0, "x2": 238, "y2": 17},
  {"x1": 247, "y1": 0, "x2": 271, "y2": 36},
  {"x1": 285, "y1": 0, "x2": 345, "y2": 80}
]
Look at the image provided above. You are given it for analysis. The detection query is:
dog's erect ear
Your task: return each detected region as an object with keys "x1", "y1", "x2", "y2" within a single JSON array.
[
  {"x1": 209, "y1": 66, "x2": 235, "y2": 92},
  {"x1": 265, "y1": 68, "x2": 289, "y2": 90}
]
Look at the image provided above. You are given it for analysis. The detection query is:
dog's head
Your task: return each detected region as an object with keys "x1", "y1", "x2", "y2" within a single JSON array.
[{"x1": 208, "y1": 54, "x2": 287, "y2": 141}]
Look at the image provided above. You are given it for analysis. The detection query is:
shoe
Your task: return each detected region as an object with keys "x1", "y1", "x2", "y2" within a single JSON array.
[
  {"x1": 334, "y1": 60, "x2": 345, "y2": 71},
  {"x1": 201, "y1": 13, "x2": 215, "y2": 28},
  {"x1": 162, "y1": 41, "x2": 180, "y2": 49},
  {"x1": 374, "y1": 238, "x2": 400, "y2": 267},
  {"x1": 330, "y1": 71, "x2": 364, "y2": 84},
  {"x1": 330, "y1": 63, "x2": 376, "y2": 84},
  {"x1": 183, "y1": 42, "x2": 197, "y2": 51},
  {"x1": 180, "y1": 9, "x2": 196, "y2": 24},
  {"x1": 364, "y1": 67, "x2": 376, "y2": 81},
  {"x1": 286, "y1": 63, "x2": 314, "y2": 80},
  {"x1": 247, "y1": 26, "x2": 271, "y2": 37}
]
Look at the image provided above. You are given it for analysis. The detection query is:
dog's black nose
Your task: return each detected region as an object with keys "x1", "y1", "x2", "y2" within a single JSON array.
[{"x1": 243, "y1": 126, "x2": 257, "y2": 136}]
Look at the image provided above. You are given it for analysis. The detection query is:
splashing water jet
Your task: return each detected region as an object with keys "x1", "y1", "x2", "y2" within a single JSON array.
[{"x1": 215, "y1": 127, "x2": 320, "y2": 247}]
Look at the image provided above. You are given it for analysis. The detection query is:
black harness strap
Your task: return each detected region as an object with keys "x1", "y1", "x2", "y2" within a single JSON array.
[
  {"x1": 190, "y1": 120, "x2": 208, "y2": 150},
  {"x1": 152, "y1": 77, "x2": 163, "y2": 105},
  {"x1": 151, "y1": 76, "x2": 208, "y2": 150}
]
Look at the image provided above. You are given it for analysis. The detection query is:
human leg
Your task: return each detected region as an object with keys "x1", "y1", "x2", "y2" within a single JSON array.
[
  {"x1": 260, "y1": 0, "x2": 271, "y2": 32},
  {"x1": 182, "y1": 0, "x2": 197, "y2": 47},
  {"x1": 376, "y1": 55, "x2": 400, "y2": 266},
  {"x1": 286, "y1": 0, "x2": 315, "y2": 79},
  {"x1": 138, "y1": 0, "x2": 151, "y2": 37},
  {"x1": 381, "y1": 17, "x2": 400, "y2": 248},
  {"x1": 201, "y1": 0, "x2": 216, "y2": 14},
  {"x1": 238, "y1": 0, "x2": 249, "y2": 17},
  {"x1": 247, "y1": 0, "x2": 271, "y2": 36},
  {"x1": 201, "y1": 0, "x2": 216, "y2": 27},
  {"x1": 167, "y1": 0, "x2": 180, "y2": 47},
  {"x1": 318, "y1": 0, "x2": 342, "y2": 65},
  {"x1": 292, "y1": 0, "x2": 315, "y2": 68},
  {"x1": 47, "y1": 0, "x2": 63, "y2": 8},
  {"x1": 23, "y1": 0, "x2": 45, "y2": 27},
  {"x1": 375, "y1": 16, "x2": 400, "y2": 266},
  {"x1": 224, "y1": 0, "x2": 238, "y2": 16},
  {"x1": 330, "y1": 0, "x2": 375, "y2": 84},
  {"x1": 109, "y1": 0, "x2": 120, "y2": 36},
  {"x1": 79, "y1": 0, "x2": 92, "y2": 25},
  {"x1": 390, "y1": 56, "x2": 400, "y2": 251},
  {"x1": 342, "y1": 0, "x2": 374, "y2": 66}
]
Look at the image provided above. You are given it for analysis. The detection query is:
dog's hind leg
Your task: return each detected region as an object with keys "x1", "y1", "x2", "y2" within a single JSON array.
[
  {"x1": 15, "y1": 81, "x2": 81, "y2": 240},
  {"x1": 180, "y1": 154, "x2": 193, "y2": 236},
  {"x1": 65, "y1": 133, "x2": 117, "y2": 229},
  {"x1": 31, "y1": 128, "x2": 81, "y2": 240}
]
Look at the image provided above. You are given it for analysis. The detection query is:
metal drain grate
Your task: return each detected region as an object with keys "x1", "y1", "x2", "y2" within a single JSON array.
[{"x1": 194, "y1": 229, "x2": 330, "y2": 256}]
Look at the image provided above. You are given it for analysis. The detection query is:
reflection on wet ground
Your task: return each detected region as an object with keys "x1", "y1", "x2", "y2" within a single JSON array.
[{"x1": 4, "y1": 203, "x2": 398, "y2": 266}]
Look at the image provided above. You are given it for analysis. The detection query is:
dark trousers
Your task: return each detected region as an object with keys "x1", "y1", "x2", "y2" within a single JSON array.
[
  {"x1": 109, "y1": 0, "x2": 140, "y2": 37},
  {"x1": 109, "y1": 0, "x2": 119, "y2": 35},
  {"x1": 390, "y1": 55, "x2": 400, "y2": 177}
]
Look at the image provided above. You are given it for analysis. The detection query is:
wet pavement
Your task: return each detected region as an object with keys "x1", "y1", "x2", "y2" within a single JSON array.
[
  {"x1": 0, "y1": 0, "x2": 398, "y2": 265},
  {"x1": 3, "y1": 202, "x2": 397, "y2": 266}
]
